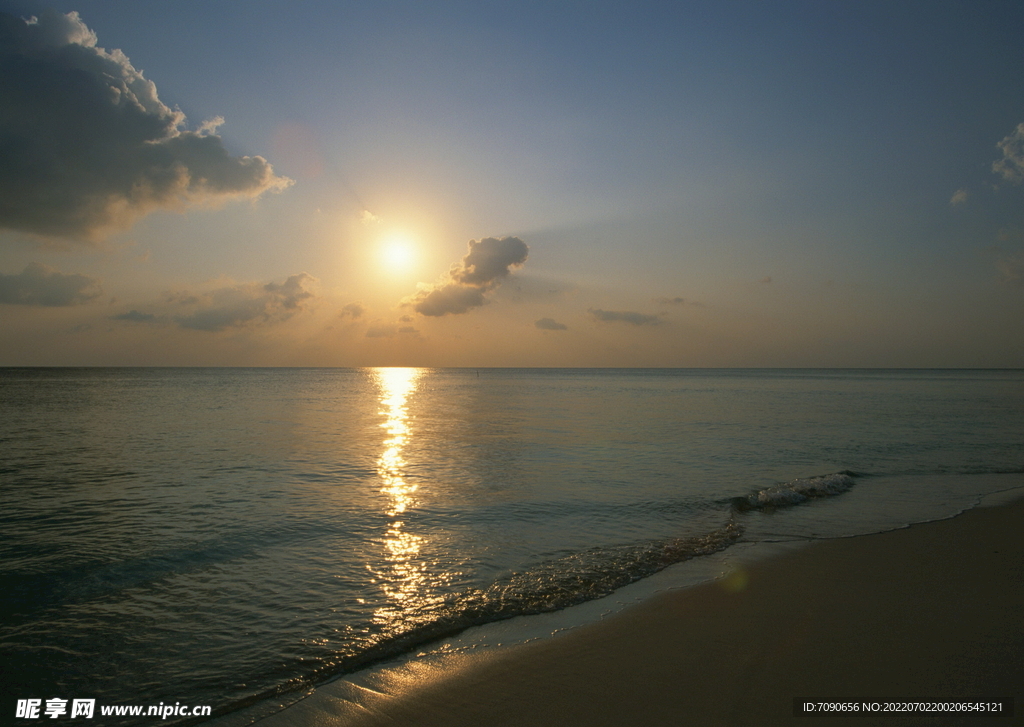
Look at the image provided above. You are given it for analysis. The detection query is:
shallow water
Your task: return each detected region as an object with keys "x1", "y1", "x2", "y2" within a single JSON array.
[{"x1": 2, "y1": 368, "x2": 1022, "y2": 724}]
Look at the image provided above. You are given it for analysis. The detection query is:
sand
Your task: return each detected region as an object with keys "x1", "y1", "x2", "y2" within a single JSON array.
[{"x1": 257, "y1": 497, "x2": 1023, "y2": 727}]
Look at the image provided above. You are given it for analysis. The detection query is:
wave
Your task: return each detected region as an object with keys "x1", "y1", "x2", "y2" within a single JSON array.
[
  {"x1": 732, "y1": 471, "x2": 858, "y2": 512},
  {"x1": 224, "y1": 519, "x2": 744, "y2": 715}
]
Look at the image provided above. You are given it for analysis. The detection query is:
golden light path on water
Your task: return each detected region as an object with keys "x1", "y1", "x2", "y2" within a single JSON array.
[{"x1": 369, "y1": 368, "x2": 448, "y2": 629}]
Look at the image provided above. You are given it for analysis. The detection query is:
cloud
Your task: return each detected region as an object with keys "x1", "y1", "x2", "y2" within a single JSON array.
[
  {"x1": 535, "y1": 317, "x2": 567, "y2": 330},
  {"x1": 366, "y1": 323, "x2": 418, "y2": 338},
  {"x1": 449, "y1": 236, "x2": 529, "y2": 287},
  {"x1": 653, "y1": 296, "x2": 705, "y2": 307},
  {"x1": 341, "y1": 302, "x2": 365, "y2": 319},
  {"x1": 589, "y1": 308, "x2": 662, "y2": 326},
  {"x1": 111, "y1": 309, "x2": 156, "y2": 322},
  {"x1": 0, "y1": 262, "x2": 102, "y2": 305},
  {"x1": 410, "y1": 283, "x2": 487, "y2": 316},
  {"x1": 0, "y1": 10, "x2": 292, "y2": 241},
  {"x1": 759, "y1": 276, "x2": 772, "y2": 284},
  {"x1": 406, "y1": 236, "x2": 529, "y2": 317},
  {"x1": 993, "y1": 123, "x2": 1024, "y2": 184},
  {"x1": 997, "y1": 253, "x2": 1024, "y2": 286},
  {"x1": 172, "y1": 273, "x2": 317, "y2": 331},
  {"x1": 950, "y1": 188, "x2": 969, "y2": 206},
  {"x1": 360, "y1": 210, "x2": 382, "y2": 225}
]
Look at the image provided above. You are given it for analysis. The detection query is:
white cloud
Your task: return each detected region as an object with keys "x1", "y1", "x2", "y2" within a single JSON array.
[
  {"x1": 0, "y1": 10, "x2": 291, "y2": 241},
  {"x1": 949, "y1": 188, "x2": 969, "y2": 206}
]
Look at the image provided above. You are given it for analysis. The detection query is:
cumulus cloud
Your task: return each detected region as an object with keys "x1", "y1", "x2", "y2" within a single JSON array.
[
  {"x1": 171, "y1": 273, "x2": 317, "y2": 331},
  {"x1": 0, "y1": 10, "x2": 291, "y2": 241},
  {"x1": 406, "y1": 236, "x2": 528, "y2": 317},
  {"x1": 535, "y1": 317, "x2": 567, "y2": 330},
  {"x1": 589, "y1": 308, "x2": 662, "y2": 326},
  {"x1": 950, "y1": 188, "x2": 969, "y2": 206},
  {"x1": 0, "y1": 262, "x2": 102, "y2": 305},
  {"x1": 993, "y1": 123, "x2": 1024, "y2": 184}
]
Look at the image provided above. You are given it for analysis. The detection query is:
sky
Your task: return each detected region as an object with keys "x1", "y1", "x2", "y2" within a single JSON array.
[{"x1": 1, "y1": 0, "x2": 1022, "y2": 367}]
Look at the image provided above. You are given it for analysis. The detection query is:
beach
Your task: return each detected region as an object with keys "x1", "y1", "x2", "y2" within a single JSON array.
[{"x1": 260, "y1": 494, "x2": 1023, "y2": 727}]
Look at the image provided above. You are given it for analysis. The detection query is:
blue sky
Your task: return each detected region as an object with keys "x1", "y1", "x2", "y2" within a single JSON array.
[{"x1": 1, "y1": 0, "x2": 1022, "y2": 366}]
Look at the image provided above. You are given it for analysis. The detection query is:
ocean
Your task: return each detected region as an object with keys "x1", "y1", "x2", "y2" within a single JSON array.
[{"x1": 2, "y1": 367, "x2": 1022, "y2": 724}]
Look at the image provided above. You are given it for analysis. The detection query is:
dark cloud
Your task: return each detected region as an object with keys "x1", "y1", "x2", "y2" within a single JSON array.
[
  {"x1": 589, "y1": 308, "x2": 662, "y2": 326},
  {"x1": 411, "y1": 283, "x2": 486, "y2": 317},
  {"x1": 111, "y1": 309, "x2": 156, "y2": 322},
  {"x1": 450, "y1": 236, "x2": 529, "y2": 287},
  {"x1": 0, "y1": 262, "x2": 101, "y2": 305},
  {"x1": 173, "y1": 273, "x2": 317, "y2": 331},
  {"x1": 993, "y1": 123, "x2": 1024, "y2": 184},
  {"x1": 0, "y1": 10, "x2": 291, "y2": 241},
  {"x1": 535, "y1": 317, "x2": 567, "y2": 330},
  {"x1": 407, "y1": 236, "x2": 528, "y2": 317}
]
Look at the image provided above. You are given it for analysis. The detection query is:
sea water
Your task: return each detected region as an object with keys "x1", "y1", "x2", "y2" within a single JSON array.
[{"x1": 2, "y1": 368, "x2": 1022, "y2": 724}]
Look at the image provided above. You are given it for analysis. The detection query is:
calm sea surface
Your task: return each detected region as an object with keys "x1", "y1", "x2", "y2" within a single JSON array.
[{"x1": 2, "y1": 368, "x2": 1022, "y2": 723}]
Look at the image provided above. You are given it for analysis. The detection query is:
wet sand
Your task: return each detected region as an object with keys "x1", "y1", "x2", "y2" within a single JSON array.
[{"x1": 260, "y1": 497, "x2": 1023, "y2": 727}]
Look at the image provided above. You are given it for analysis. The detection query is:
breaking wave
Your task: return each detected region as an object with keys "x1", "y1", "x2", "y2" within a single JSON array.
[{"x1": 733, "y1": 472, "x2": 858, "y2": 511}]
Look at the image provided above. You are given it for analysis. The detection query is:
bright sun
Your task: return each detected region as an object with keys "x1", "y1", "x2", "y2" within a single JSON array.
[{"x1": 380, "y1": 232, "x2": 417, "y2": 272}]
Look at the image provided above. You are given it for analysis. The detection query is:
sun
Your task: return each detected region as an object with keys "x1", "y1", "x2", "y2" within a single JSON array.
[{"x1": 380, "y1": 232, "x2": 417, "y2": 272}]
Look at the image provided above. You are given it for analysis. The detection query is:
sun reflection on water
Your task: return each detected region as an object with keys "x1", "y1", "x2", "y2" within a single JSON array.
[{"x1": 369, "y1": 368, "x2": 449, "y2": 628}]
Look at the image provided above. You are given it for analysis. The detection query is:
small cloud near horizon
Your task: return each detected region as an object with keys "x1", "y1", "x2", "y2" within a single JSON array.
[
  {"x1": 589, "y1": 308, "x2": 662, "y2": 326},
  {"x1": 111, "y1": 310, "x2": 157, "y2": 322},
  {"x1": 535, "y1": 317, "x2": 567, "y2": 330},
  {"x1": 0, "y1": 263, "x2": 102, "y2": 305},
  {"x1": 154, "y1": 273, "x2": 319, "y2": 332}
]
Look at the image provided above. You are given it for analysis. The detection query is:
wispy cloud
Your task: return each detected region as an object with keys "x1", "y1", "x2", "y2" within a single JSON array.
[
  {"x1": 0, "y1": 263, "x2": 102, "y2": 305},
  {"x1": 589, "y1": 308, "x2": 662, "y2": 326},
  {"x1": 406, "y1": 236, "x2": 529, "y2": 317},
  {"x1": 997, "y1": 253, "x2": 1024, "y2": 286},
  {"x1": 993, "y1": 122, "x2": 1024, "y2": 184},
  {"x1": 0, "y1": 10, "x2": 291, "y2": 242},
  {"x1": 950, "y1": 188, "x2": 969, "y2": 206}
]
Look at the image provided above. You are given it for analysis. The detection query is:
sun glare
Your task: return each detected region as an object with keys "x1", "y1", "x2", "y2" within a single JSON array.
[{"x1": 380, "y1": 232, "x2": 417, "y2": 272}]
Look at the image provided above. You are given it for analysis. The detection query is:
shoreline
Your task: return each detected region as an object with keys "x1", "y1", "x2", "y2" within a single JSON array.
[{"x1": 252, "y1": 493, "x2": 1024, "y2": 727}]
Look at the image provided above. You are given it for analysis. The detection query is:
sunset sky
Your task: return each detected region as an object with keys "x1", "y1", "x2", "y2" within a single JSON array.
[{"x1": 1, "y1": 0, "x2": 1023, "y2": 367}]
